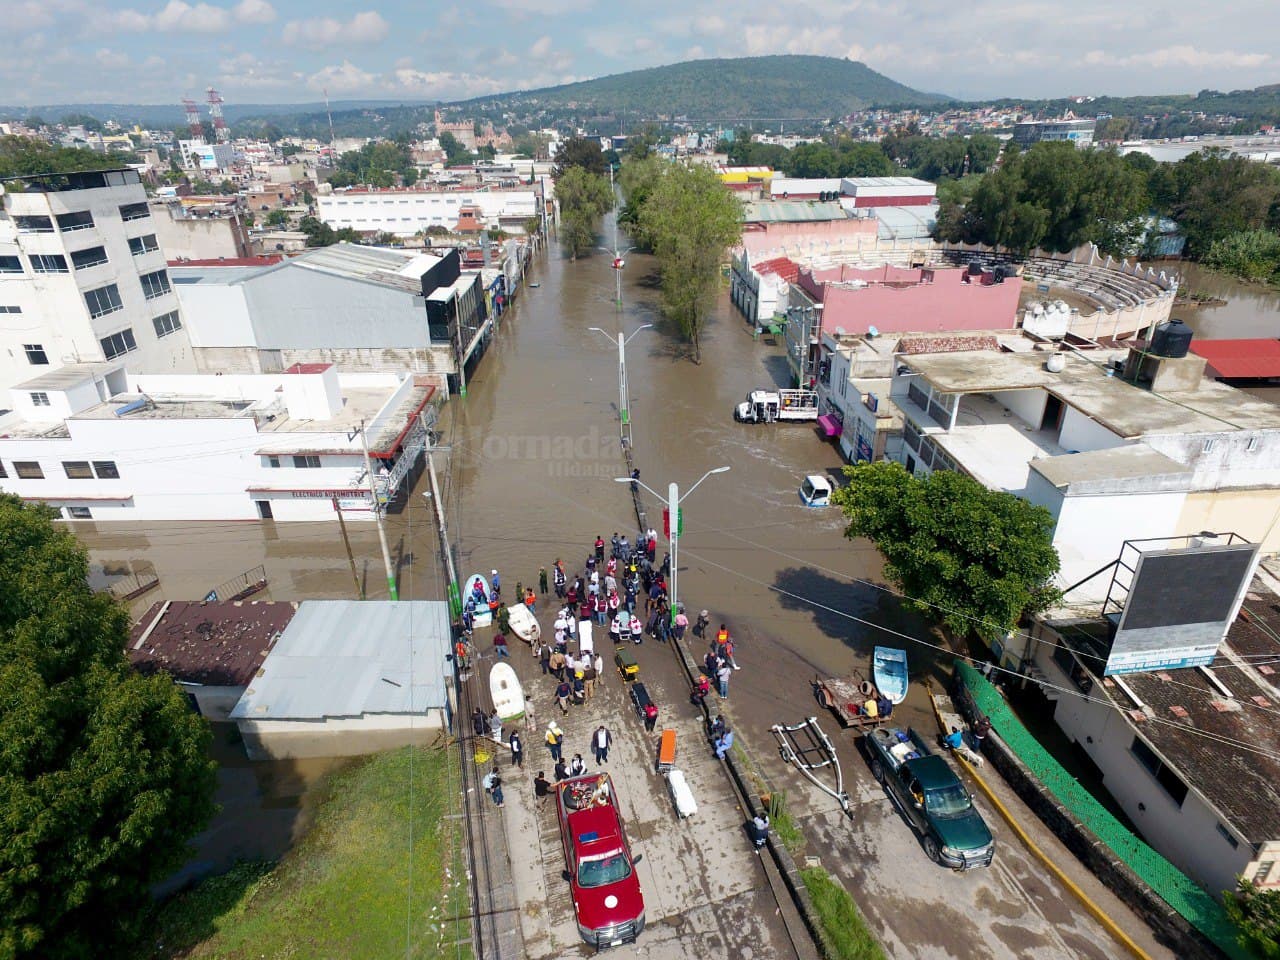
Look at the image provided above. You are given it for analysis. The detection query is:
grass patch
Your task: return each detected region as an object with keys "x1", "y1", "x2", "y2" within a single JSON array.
[
  {"x1": 142, "y1": 745, "x2": 471, "y2": 960},
  {"x1": 801, "y1": 866, "x2": 887, "y2": 960}
]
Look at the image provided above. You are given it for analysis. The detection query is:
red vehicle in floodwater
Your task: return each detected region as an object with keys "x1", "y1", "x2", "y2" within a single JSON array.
[{"x1": 555, "y1": 773, "x2": 645, "y2": 948}]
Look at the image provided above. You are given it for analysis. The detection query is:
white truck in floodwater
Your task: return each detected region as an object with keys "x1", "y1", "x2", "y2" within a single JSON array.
[{"x1": 734, "y1": 389, "x2": 819, "y2": 423}]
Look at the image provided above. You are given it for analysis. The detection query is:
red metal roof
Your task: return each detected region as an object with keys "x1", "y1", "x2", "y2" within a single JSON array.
[
  {"x1": 753, "y1": 256, "x2": 800, "y2": 283},
  {"x1": 1190, "y1": 339, "x2": 1280, "y2": 379}
]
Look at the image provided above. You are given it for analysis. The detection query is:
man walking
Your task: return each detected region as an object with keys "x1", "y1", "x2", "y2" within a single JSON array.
[
  {"x1": 595, "y1": 535, "x2": 605, "y2": 563},
  {"x1": 483, "y1": 767, "x2": 504, "y2": 807},
  {"x1": 545, "y1": 722, "x2": 564, "y2": 762},
  {"x1": 533, "y1": 770, "x2": 552, "y2": 810},
  {"x1": 538, "y1": 566, "x2": 549, "y2": 595},
  {"x1": 555, "y1": 679, "x2": 572, "y2": 715},
  {"x1": 592, "y1": 725, "x2": 613, "y2": 765},
  {"x1": 491, "y1": 569, "x2": 501, "y2": 601},
  {"x1": 509, "y1": 729, "x2": 524, "y2": 768},
  {"x1": 643, "y1": 702, "x2": 659, "y2": 732},
  {"x1": 553, "y1": 561, "x2": 566, "y2": 599},
  {"x1": 717, "y1": 662, "x2": 732, "y2": 699}
]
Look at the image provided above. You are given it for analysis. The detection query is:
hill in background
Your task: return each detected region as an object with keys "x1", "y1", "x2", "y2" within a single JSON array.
[{"x1": 458, "y1": 55, "x2": 949, "y2": 118}]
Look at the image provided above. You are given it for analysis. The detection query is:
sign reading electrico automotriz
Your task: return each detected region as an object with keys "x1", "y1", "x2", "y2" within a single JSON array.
[{"x1": 1105, "y1": 542, "x2": 1261, "y2": 675}]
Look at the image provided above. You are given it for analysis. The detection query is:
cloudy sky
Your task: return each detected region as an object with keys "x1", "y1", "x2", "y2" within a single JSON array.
[{"x1": 2, "y1": 0, "x2": 1276, "y2": 105}]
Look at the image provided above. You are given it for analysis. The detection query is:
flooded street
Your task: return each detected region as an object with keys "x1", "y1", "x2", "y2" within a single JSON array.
[{"x1": 1175, "y1": 260, "x2": 1280, "y2": 339}]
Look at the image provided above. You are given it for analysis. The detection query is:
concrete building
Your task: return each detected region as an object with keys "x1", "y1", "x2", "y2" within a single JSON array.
[
  {"x1": 889, "y1": 346, "x2": 1280, "y2": 597},
  {"x1": 316, "y1": 186, "x2": 538, "y2": 238},
  {"x1": 1013, "y1": 117, "x2": 1096, "y2": 147},
  {"x1": 230, "y1": 600, "x2": 454, "y2": 760},
  {"x1": 171, "y1": 243, "x2": 487, "y2": 390},
  {"x1": 0, "y1": 362, "x2": 436, "y2": 522},
  {"x1": 128, "y1": 600, "x2": 297, "y2": 720},
  {"x1": 840, "y1": 176, "x2": 937, "y2": 208},
  {"x1": 150, "y1": 197, "x2": 252, "y2": 261},
  {"x1": 739, "y1": 201, "x2": 880, "y2": 259},
  {"x1": 178, "y1": 140, "x2": 237, "y2": 171},
  {"x1": 1028, "y1": 566, "x2": 1280, "y2": 897},
  {"x1": 729, "y1": 252, "x2": 799, "y2": 324},
  {"x1": 0, "y1": 168, "x2": 195, "y2": 393},
  {"x1": 796, "y1": 264, "x2": 1022, "y2": 337}
]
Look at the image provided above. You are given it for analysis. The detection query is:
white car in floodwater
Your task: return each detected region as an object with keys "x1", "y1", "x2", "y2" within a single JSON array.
[{"x1": 799, "y1": 475, "x2": 833, "y2": 507}]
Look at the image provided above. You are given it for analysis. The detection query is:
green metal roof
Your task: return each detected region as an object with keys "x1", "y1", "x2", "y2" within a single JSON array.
[{"x1": 742, "y1": 201, "x2": 848, "y2": 223}]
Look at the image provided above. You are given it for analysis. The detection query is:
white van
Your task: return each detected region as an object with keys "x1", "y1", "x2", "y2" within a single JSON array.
[{"x1": 799, "y1": 475, "x2": 833, "y2": 507}]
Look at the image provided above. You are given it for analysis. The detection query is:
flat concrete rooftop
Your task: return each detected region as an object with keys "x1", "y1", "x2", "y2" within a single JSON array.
[
  {"x1": 903, "y1": 349, "x2": 1280, "y2": 438},
  {"x1": 1031, "y1": 446, "x2": 1192, "y2": 491}
]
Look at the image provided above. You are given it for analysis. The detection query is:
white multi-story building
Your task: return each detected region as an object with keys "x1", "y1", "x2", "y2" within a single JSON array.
[
  {"x1": 178, "y1": 140, "x2": 237, "y2": 172},
  {"x1": 0, "y1": 168, "x2": 194, "y2": 394},
  {"x1": 316, "y1": 186, "x2": 538, "y2": 238},
  {"x1": 889, "y1": 345, "x2": 1280, "y2": 597},
  {"x1": 0, "y1": 362, "x2": 436, "y2": 522}
]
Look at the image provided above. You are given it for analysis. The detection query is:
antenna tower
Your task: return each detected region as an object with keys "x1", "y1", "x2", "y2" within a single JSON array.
[
  {"x1": 182, "y1": 97, "x2": 204, "y2": 140},
  {"x1": 206, "y1": 87, "x2": 229, "y2": 142}
]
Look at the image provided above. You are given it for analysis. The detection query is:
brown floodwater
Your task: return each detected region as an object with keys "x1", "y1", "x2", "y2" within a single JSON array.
[{"x1": 1172, "y1": 261, "x2": 1280, "y2": 339}]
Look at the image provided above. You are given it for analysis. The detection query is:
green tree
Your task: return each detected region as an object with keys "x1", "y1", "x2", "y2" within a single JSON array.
[
  {"x1": 0, "y1": 137, "x2": 122, "y2": 178},
  {"x1": 437, "y1": 131, "x2": 470, "y2": 166},
  {"x1": 555, "y1": 166, "x2": 613, "y2": 259},
  {"x1": 553, "y1": 136, "x2": 607, "y2": 178},
  {"x1": 1158, "y1": 152, "x2": 1280, "y2": 257},
  {"x1": 637, "y1": 163, "x2": 742, "y2": 363},
  {"x1": 1204, "y1": 229, "x2": 1280, "y2": 284},
  {"x1": 0, "y1": 496, "x2": 216, "y2": 959},
  {"x1": 1226, "y1": 879, "x2": 1280, "y2": 959},
  {"x1": 617, "y1": 154, "x2": 666, "y2": 247},
  {"x1": 299, "y1": 215, "x2": 358, "y2": 247},
  {"x1": 264, "y1": 208, "x2": 290, "y2": 227},
  {"x1": 835, "y1": 140, "x2": 893, "y2": 178},
  {"x1": 831, "y1": 462, "x2": 1061, "y2": 639}
]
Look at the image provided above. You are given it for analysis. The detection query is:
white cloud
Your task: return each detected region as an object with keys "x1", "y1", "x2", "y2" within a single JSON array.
[
  {"x1": 488, "y1": 0, "x2": 594, "y2": 16},
  {"x1": 153, "y1": 0, "x2": 233, "y2": 33},
  {"x1": 389, "y1": 69, "x2": 508, "y2": 99},
  {"x1": 529, "y1": 35, "x2": 553, "y2": 59},
  {"x1": 1084, "y1": 45, "x2": 1271, "y2": 70},
  {"x1": 94, "y1": 47, "x2": 133, "y2": 69},
  {"x1": 306, "y1": 60, "x2": 378, "y2": 94},
  {"x1": 233, "y1": 0, "x2": 275, "y2": 24},
  {"x1": 218, "y1": 51, "x2": 298, "y2": 89},
  {"x1": 283, "y1": 11, "x2": 388, "y2": 49}
]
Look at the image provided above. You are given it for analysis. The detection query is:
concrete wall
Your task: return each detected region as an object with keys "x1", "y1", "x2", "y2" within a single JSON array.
[
  {"x1": 236, "y1": 710, "x2": 447, "y2": 760},
  {"x1": 1036, "y1": 645, "x2": 1252, "y2": 898},
  {"x1": 1178, "y1": 488, "x2": 1280, "y2": 554},
  {"x1": 1058, "y1": 406, "x2": 1128, "y2": 454},
  {"x1": 152, "y1": 210, "x2": 249, "y2": 260},
  {"x1": 998, "y1": 388, "x2": 1048, "y2": 429},
  {"x1": 798, "y1": 265, "x2": 1020, "y2": 335},
  {"x1": 177, "y1": 280, "x2": 254, "y2": 347},
  {"x1": 1143, "y1": 430, "x2": 1280, "y2": 491},
  {"x1": 740, "y1": 217, "x2": 878, "y2": 258}
]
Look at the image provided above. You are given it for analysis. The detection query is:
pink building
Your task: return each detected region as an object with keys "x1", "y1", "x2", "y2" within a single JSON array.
[{"x1": 797, "y1": 264, "x2": 1021, "y2": 335}]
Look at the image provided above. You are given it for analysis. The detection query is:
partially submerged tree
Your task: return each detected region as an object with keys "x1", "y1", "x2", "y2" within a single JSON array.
[
  {"x1": 636, "y1": 163, "x2": 742, "y2": 363},
  {"x1": 555, "y1": 165, "x2": 613, "y2": 259},
  {"x1": 831, "y1": 462, "x2": 1061, "y2": 639},
  {"x1": 0, "y1": 496, "x2": 217, "y2": 958}
]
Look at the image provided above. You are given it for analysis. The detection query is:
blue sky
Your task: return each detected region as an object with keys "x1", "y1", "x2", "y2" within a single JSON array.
[{"x1": 2, "y1": 0, "x2": 1276, "y2": 105}]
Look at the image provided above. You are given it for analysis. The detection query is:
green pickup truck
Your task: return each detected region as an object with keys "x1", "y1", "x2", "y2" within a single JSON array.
[{"x1": 865, "y1": 726, "x2": 995, "y2": 870}]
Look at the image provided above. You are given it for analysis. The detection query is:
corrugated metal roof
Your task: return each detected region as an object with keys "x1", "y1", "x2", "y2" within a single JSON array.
[
  {"x1": 1190, "y1": 339, "x2": 1280, "y2": 379},
  {"x1": 742, "y1": 201, "x2": 848, "y2": 223},
  {"x1": 229, "y1": 600, "x2": 452, "y2": 721},
  {"x1": 874, "y1": 205, "x2": 939, "y2": 240}
]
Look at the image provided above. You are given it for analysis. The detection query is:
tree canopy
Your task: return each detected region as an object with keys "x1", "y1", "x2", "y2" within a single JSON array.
[
  {"x1": 327, "y1": 140, "x2": 418, "y2": 188},
  {"x1": 0, "y1": 496, "x2": 216, "y2": 959},
  {"x1": 831, "y1": 462, "x2": 1061, "y2": 639},
  {"x1": 1226, "y1": 879, "x2": 1280, "y2": 959},
  {"x1": 0, "y1": 137, "x2": 125, "y2": 180},
  {"x1": 555, "y1": 166, "x2": 613, "y2": 259},
  {"x1": 633, "y1": 162, "x2": 742, "y2": 363},
  {"x1": 299, "y1": 216, "x2": 360, "y2": 247},
  {"x1": 553, "y1": 136, "x2": 608, "y2": 179}
]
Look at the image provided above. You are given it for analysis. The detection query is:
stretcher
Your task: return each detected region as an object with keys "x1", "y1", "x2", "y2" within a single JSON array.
[
  {"x1": 657, "y1": 728, "x2": 677, "y2": 773},
  {"x1": 629, "y1": 681, "x2": 652, "y2": 720}
]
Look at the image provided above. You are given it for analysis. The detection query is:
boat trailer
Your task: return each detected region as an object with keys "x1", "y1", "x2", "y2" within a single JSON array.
[{"x1": 771, "y1": 717, "x2": 851, "y2": 817}]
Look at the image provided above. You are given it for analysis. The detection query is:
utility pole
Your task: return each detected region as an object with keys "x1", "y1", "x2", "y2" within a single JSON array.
[
  {"x1": 360, "y1": 420, "x2": 399, "y2": 601},
  {"x1": 590, "y1": 324, "x2": 651, "y2": 445},
  {"x1": 332, "y1": 496, "x2": 365, "y2": 599},
  {"x1": 420, "y1": 412, "x2": 461, "y2": 617}
]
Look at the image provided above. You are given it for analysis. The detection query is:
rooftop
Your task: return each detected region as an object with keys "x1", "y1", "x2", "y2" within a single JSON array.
[
  {"x1": 170, "y1": 243, "x2": 449, "y2": 295},
  {"x1": 1031, "y1": 446, "x2": 1192, "y2": 492},
  {"x1": 843, "y1": 176, "x2": 935, "y2": 189},
  {"x1": 0, "y1": 168, "x2": 140, "y2": 192},
  {"x1": 229, "y1": 600, "x2": 452, "y2": 721},
  {"x1": 128, "y1": 600, "x2": 297, "y2": 687},
  {"x1": 902, "y1": 348, "x2": 1280, "y2": 438},
  {"x1": 14, "y1": 362, "x2": 119, "y2": 392},
  {"x1": 1190, "y1": 339, "x2": 1280, "y2": 380},
  {"x1": 742, "y1": 201, "x2": 848, "y2": 224},
  {"x1": 1054, "y1": 566, "x2": 1280, "y2": 843}
]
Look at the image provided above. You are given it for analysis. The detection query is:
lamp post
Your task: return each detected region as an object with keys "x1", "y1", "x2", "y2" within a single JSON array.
[
  {"x1": 615, "y1": 466, "x2": 730, "y2": 625},
  {"x1": 590, "y1": 324, "x2": 652, "y2": 437}
]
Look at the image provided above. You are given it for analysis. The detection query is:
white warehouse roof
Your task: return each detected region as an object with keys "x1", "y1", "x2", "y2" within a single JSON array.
[{"x1": 230, "y1": 600, "x2": 453, "y2": 721}]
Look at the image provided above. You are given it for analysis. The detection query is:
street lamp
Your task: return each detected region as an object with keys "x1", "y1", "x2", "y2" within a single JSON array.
[
  {"x1": 590, "y1": 324, "x2": 652, "y2": 435},
  {"x1": 597, "y1": 243, "x2": 635, "y2": 309},
  {"x1": 614, "y1": 466, "x2": 730, "y2": 625}
]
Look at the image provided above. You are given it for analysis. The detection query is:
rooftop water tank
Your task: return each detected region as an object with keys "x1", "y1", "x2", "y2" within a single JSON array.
[{"x1": 1150, "y1": 318, "x2": 1193, "y2": 359}]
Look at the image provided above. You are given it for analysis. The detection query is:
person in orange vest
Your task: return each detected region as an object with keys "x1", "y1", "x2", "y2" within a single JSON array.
[{"x1": 524, "y1": 586, "x2": 537, "y2": 611}]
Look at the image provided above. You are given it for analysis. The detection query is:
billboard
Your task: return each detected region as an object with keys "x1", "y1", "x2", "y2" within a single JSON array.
[{"x1": 1105, "y1": 541, "x2": 1260, "y2": 675}]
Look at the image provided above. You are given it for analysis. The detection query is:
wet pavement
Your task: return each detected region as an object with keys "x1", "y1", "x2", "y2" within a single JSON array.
[{"x1": 78, "y1": 222, "x2": 1240, "y2": 955}]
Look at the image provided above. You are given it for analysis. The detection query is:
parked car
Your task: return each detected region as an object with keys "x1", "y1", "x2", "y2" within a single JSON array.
[{"x1": 555, "y1": 773, "x2": 645, "y2": 947}]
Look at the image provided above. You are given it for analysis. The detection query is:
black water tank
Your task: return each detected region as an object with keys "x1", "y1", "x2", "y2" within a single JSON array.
[
  {"x1": 1150, "y1": 318, "x2": 1193, "y2": 358},
  {"x1": 968, "y1": 260, "x2": 984, "y2": 276}
]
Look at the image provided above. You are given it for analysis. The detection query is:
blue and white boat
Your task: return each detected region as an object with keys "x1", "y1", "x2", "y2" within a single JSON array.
[
  {"x1": 872, "y1": 646, "x2": 909, "y2": 705},
  {"x1": 465, "y1": 573, "x2": 493, "y2": 627}
]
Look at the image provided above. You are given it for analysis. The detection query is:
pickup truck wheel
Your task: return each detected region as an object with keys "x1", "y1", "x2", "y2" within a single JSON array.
[
  {"x1": 870, "y1": 758, "x2": 884, "y2": 783},
  {"x1": 923, "y1": 836, "x2": 941, "y2": 863}
]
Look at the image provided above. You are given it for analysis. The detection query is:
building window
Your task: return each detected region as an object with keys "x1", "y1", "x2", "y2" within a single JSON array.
[
  {"x1": 139, "y1": 269, "x2": 171, "y2": 300},
  {"x1": 152, "y1": 310, "x2": 183, "y2": 338},
  {"x1": 0, "y1": 306, "x2": 21, "y2": 314},
  {"x1": 128, "y1": 234, "x2": 159, "y2": 257},
  {"x1": 30, "y1": 253, "x2": 69, "y2": 273},
  {"x1": 56, "y1": 210, "x2": 95, "y2": 232},
  {"x1": 84, "y1": 283, "x2": 124, "y2": 319},
  {"x1": 99, "y1": 328, "x2": 137, "y2": 360},
  {"x1": 70, "y1": 246, "x2": 109, "y2": 270},
  {"x1": 267, "y1": 456, "x2": 281, "y2": 468},
  {"x1": 293, "y1": 455, "x2": 321, "y2": 469},
  {"x1": 13, "y1": 461, "x2": 43, "y2": 479},
  {"x1": 93, "y1": 460, "x2": 120, "y2": 478},
  {"x1": 0, "y1": 462, "x2": 6, "y2": 477},
  {"x1": 119, "y1": 202, "x2": 150, "y2": 222},
  {"x1": 0, "y1": 255, "x2": 22, "y2": 273},
  {"x1": 1203, "y1": 439, "x2": 1217, "y2": 454},
  {"x1": 29, "y1": 391, "x2": 50, "y2": 406},
  {"x1": 24, "y1": 344, "x2": 49, "y2": 365},
  {"x1": 14, "y1": 215, "x2": 54, "y2": 233},
  {"x1": 63, "y1": 461, "x2": 93, "y2": 479},
  {"x1": 1130, "y1": 736, "x2": 1189, "y2": 807},
  {"x1": 1216, "y1": 823, "x2": 1239, "y2": 849},
  {"x1": 66, "y1": 506, "x2": 93, "y2": 519}
]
